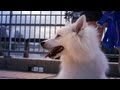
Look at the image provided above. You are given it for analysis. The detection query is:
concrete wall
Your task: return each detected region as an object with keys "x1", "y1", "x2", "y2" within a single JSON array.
[
  {"x1": 0, "y1": 57, "x2": 120, "y2": 77},
  {"x1": 0, "y1": 57, "x2": 60, "y2": 74}
]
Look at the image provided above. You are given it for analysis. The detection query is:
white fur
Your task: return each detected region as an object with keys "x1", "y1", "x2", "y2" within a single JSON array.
[{"x1": 43, "y1": 15, "x2": 109, "y2": 79}]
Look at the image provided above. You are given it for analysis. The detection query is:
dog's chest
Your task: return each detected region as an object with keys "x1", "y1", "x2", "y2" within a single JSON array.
[{"x1": 59, "y1": 61, "x2": 103, "y2": 79}]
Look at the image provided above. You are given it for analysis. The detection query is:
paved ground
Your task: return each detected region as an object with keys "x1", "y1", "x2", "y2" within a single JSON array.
[
  {"x1": 0, "y1": 70, "x2": 56, "y2": 79},
  {"x1": 0, "y1": 70, "x2": 120, "y2": 79}
]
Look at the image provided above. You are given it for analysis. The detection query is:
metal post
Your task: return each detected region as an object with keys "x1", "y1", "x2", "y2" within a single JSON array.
[
  {"x1": 24, "y1": 39, "x2": 29, "y2": 58},
  {"x1": 8, "y1": 11, "x2": 13, "y2": 57}
]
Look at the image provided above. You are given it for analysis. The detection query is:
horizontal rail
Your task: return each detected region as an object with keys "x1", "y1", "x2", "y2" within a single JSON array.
[
  {"x1": 0, "y1": 37, "x2": 46, "y2": 42},
  {"x1": 0, "y1": 23, "x2": 65, "y2": 26},
  {"x1": 0, "y1": 14, "x2": 65, "y2": 16}
]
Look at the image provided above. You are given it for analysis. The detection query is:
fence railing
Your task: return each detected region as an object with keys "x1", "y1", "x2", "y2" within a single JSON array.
[
  {"x1": 0, "y1": 11, "x2": 119, "y2": 59},
  {"x1": 0, "y1": 11, "x2": 69, "y2": 58}
]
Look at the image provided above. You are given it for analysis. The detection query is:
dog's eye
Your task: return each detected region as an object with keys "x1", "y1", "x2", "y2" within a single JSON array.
[{"x1": 56, "y1": 35, "x2": 61, "y2": 38}]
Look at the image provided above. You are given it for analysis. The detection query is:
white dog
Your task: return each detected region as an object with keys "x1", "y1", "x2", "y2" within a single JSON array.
[{"x1": 41, "y1": 15, "x2": 109, "y2": 79}]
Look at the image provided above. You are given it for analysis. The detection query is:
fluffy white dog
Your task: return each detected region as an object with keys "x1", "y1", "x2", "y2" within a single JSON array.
[{"x1": 41, "y1": 15, "x2": 109, "y2": 79}]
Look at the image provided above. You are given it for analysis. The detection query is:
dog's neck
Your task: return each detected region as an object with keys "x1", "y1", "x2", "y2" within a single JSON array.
[
  {"x1": 58, "y1": 55, "x2": 95, "y2": 79},
  {"x1": 60, "y1": 54, "x2": 88, "y2": 69},
  {"x1": 60, "y1": 55, "x2": 80, "y2": 73}
]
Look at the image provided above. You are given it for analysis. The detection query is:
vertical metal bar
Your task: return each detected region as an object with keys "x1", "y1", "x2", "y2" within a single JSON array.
[
  {"x1": 29, "y1": 11, "x2": 32, "y2": 53},
  {"x1": 38, "y1": 11, "x2": 41, "y2": 52},
  {"x1": 8, "y1": 11, "x2": 12, "y2": 57},
  {"x1": 14, "y1": 15, "x2": 17, "y2": 51},
  {"x1": 60, "y1": 11, "x2": 62, "y2": 28},
  {"x1": 24, "y1": 15, "x2": 27, "y2": 46},
  {"x1": 19, "y1": 11, "x2": 22, "y2": 51},
  {"x1": 33, "y1": 15, "x2": 36, "y2": 52},
  {"x1": 24, "y1": 39, "x2": 29, "y2": 58},
  {"x1": 54, "y1": 15, "x2": 57, "y2": 34},
  {"x1": 23, "y1": 14, "x2": 27, "y2": 58},
  {"x1": 24, "y1": 11, "x2": 30, "y2": 58},
  {"x1": 5, "y1": 15, "x2": 7, "y2": 50},
  {"x1": 49, "y1": 11, "x2": 52, "y2": 39},
  {"x1": 44, "y1": 15, "x2": 46, "y2": 39},
  {"x1": 0, "y1": 11, "x2": 3, "y2": 52},
  {"x1": 43, "y1": 15, "x2": 46, "y2": 53}
]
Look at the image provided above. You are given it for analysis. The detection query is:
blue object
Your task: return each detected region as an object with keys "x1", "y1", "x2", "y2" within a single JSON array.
[{"x1": 97, "y1": 11, "x2": 120, "y2": 49}]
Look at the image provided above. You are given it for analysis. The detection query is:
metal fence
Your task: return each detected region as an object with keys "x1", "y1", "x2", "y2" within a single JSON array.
[
  {"x1": 0, "y1": 11, "x2": 70, "y2": 58},
  {"x1": 0, "y1": 11, "x2": 119, "y2": 59}
]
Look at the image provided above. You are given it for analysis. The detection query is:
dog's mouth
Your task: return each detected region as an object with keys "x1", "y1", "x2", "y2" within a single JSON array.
[{"x1": 45, "y1": 46, "x2": 64, "y2": 59}]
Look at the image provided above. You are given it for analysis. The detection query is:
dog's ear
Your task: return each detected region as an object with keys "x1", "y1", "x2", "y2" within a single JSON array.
[{"x1": 73, "y1": 15, "x2": 87, "y2": 34}]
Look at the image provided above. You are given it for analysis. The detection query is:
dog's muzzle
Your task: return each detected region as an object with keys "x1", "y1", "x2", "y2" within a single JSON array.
[
  {"x1": 41, "y1": 41, "x2": 64, "y2": 59},
  {"x1": 45, "y1": 46, "x2": 64, "y2": 58}
]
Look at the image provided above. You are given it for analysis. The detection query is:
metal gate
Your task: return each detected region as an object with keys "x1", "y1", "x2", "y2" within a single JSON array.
[{"x1": 0, "y1": 11, "x2": 68, "y2": 58}]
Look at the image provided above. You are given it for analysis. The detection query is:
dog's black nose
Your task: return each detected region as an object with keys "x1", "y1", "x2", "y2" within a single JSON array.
[{"x1": 41, "y1": 41, "x2": 45, "y2": 46}]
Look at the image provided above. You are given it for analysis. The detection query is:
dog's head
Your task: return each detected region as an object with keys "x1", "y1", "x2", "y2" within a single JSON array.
[{"x1": 41, "y1": 15, "x2": 88, "y2": 59}]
